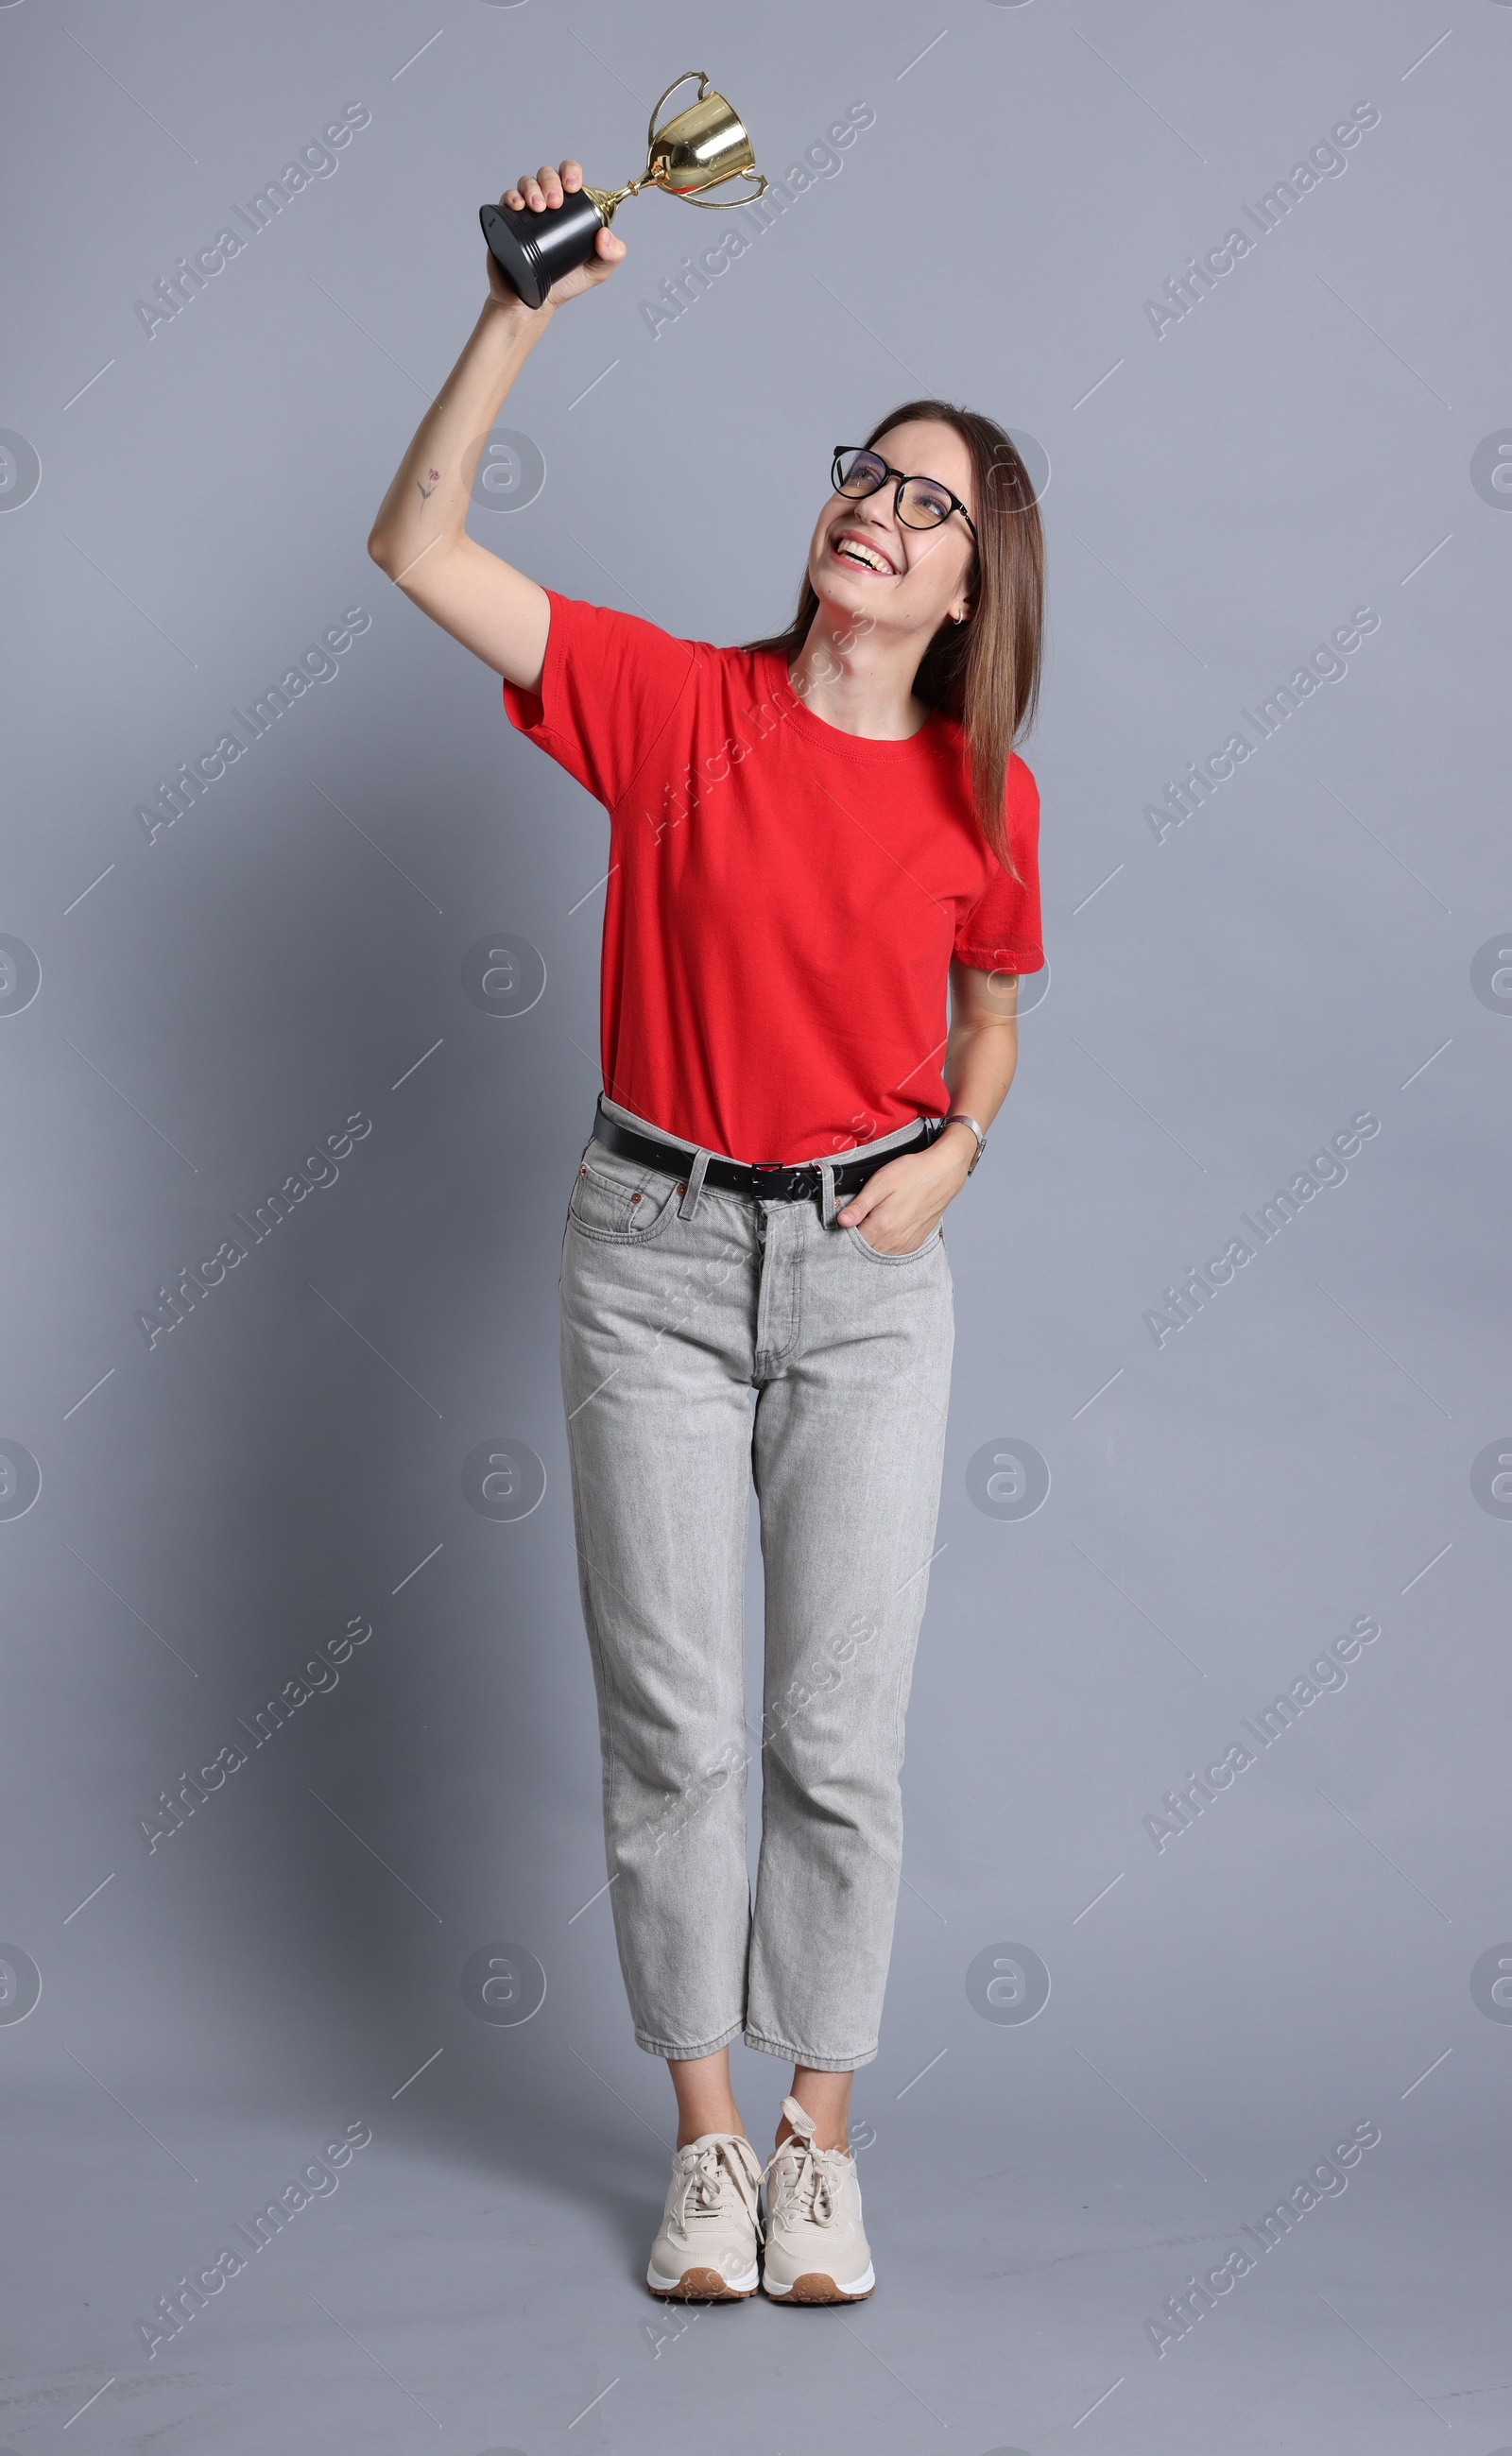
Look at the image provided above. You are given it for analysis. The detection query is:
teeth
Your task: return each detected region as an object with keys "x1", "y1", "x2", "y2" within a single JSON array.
[{"x1": 836, "y1": 538, "x2": 891, "y2": 574}]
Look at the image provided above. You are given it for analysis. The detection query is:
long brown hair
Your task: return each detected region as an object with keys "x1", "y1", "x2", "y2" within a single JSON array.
[{"x1": 743, "y1": 401, "x2": 1044, "y2": 871}]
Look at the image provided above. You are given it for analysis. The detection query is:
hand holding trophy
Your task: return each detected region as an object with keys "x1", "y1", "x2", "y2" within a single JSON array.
[
  {"x1": 483, "y1": 161, "x2": 621, "y2": 312},
  {"x1": 480, "y1": 70, "x2": 766, "y2": 310}
]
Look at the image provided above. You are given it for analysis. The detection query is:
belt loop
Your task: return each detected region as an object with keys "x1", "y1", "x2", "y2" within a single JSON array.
[
  {"x1": 818, "y1": 1159, "x2": 837, "y2": 1229},
  {"x1": 678, "y1": 1147, "x2": 712, "y2": 1222}
]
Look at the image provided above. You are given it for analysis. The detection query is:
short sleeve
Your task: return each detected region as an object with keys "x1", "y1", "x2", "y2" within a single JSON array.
[
  {"x1": 953, "y1": 753, "x2": 1044, "y2": 974},
  {"x1": 502, "y1": 589, "x2": 697, "y2": 811}
]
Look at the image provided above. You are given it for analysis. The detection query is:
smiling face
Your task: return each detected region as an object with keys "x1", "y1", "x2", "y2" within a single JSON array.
[{"x1": 805, "y1": 419, "x2": 979, "y2": 650}]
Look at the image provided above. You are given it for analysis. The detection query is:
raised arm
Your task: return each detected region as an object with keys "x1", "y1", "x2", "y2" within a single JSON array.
[{"x1": 366, "y1": 159, "x2": 625, "y2": 689}]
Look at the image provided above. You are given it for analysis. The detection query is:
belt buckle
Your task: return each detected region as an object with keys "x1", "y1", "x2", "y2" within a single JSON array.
[{"x1": 747, "y1": 1160, "x2": 790, "y2": 1199}]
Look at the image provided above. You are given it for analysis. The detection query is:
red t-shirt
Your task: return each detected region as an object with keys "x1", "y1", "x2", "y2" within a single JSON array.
[{"x1": 503, "y1": 591, "x2": 1043, "y2": 1163}]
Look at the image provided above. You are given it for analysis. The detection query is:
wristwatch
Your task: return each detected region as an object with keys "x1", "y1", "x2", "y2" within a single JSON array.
[{"x1": 941, "y1": 1111, "x2": 988, "y2": 1175}]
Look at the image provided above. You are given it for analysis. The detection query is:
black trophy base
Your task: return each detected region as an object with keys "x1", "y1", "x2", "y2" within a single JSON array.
[{"x1": 478, "y1": 190, "x2": 606, "y2": 310}]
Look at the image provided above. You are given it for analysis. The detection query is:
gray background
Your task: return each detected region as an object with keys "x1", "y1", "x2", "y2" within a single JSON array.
[{"x1": 2, "y1": 0, "x2": 1508, "y2": 2448}]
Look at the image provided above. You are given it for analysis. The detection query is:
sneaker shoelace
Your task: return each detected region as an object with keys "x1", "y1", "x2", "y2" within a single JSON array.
[
  {"x1": 762, "y1": 2117, "x2": 846, "y2": 2232},
  {"x1": 675, "y1": 2134, "x2": 765, "y2": 2245}
]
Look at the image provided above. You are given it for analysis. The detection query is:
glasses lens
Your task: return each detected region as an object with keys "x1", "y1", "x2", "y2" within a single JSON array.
[
  {"x1": 834, "y1": 448, "x2": 886, "y2": 496},
  {"x1": 898, "y1": 478, "x2": 953, "y2": 528}
]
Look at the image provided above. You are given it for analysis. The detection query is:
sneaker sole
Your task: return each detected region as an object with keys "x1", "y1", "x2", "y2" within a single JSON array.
[
  {"x1": 763, "y1": 2263, "x2": 875, "y2": 2304},
  {"x1": 646, "y1": 2262, "x2": 760, "y2": 2300}
]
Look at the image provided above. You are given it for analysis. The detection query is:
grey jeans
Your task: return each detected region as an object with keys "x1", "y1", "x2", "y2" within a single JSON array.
[{"x1": 558, "y1": 1093, "x2": 954, "y2": 2070}]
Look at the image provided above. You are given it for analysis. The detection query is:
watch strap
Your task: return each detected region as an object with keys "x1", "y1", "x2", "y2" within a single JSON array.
[{"x1": 942, "y1": 1111, "x2": 987, "y2": 1174}]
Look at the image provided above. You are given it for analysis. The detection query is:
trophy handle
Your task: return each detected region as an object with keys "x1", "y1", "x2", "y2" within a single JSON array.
[
  {"x1": 679, "y1": 171, "x2": 768, "y2": 209},
  {"x1": 646, "y1": 68, "x2": 710, "y2": 156}
]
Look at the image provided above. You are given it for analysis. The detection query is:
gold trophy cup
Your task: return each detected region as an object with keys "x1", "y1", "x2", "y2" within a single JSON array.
[{"x1": 479, "y1": 71, "x2": 767, "y2": 309}]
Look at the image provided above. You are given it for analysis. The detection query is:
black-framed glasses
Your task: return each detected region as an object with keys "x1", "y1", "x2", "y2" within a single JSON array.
[{"x1": 831, "y1": 445, "x2": 979, "y2": 543}]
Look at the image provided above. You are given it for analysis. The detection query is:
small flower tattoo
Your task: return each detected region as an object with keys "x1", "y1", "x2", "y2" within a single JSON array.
[{"x1": 416, "y1": 465, "x2": 439, "y2": 502}]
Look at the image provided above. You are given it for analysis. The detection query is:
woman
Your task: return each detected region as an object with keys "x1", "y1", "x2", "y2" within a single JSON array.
[{"x1": 369, "y1": 160, "x2": 1044, "y2": 2307}]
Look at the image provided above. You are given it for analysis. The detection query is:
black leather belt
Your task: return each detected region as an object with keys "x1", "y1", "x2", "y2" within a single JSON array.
[{"x1": 591, "y1": 1095, "x2": 940, "y2": 1203}]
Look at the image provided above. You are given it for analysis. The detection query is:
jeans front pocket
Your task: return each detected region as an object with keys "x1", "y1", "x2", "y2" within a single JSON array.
[
  {"x1": 841, "y1": 1219, "x2": 944, "y2": 1264},
  {"x1": 566, "y1": 1142, "x2": 684, "y2": 1244}
]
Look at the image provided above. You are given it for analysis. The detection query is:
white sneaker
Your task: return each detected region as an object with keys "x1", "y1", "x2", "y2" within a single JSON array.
[
  {"x1": 646, "y1": 2132, "x2": 763, "y2": 2299},
  {"x1": 760, "y1": 2097, "x2": 875, "y2": 2303}
]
